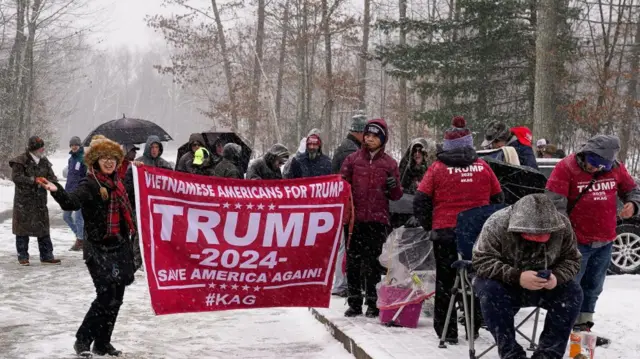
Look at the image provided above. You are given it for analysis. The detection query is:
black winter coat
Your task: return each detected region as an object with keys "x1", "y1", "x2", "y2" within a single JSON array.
[
  {"x1": 331, "y1": 134, "x2": 361, "y2": 174},
  {"x1": 213, "y1": 159, "x2": 243, "y2": 179},
  {"x1": 247, "y1": 156, "x2": 282, "y2": 180},
  {"x1": 286, "y1": 152, "x2": 332, "y2": 179},
  {"x1": 9, "y1": 152, "x2": 57, "y2": 237},
  {"x1": 51, "y1": 177, "x2": 134, "y2": 262}
]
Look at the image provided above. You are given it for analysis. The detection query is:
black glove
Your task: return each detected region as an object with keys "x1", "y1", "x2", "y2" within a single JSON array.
[
  {"x1": 386, "y1": 176, "x2": 397, "y2": 190},
  {"x1": 404, "y1": 216, "x2": 420, "y2": 228}
]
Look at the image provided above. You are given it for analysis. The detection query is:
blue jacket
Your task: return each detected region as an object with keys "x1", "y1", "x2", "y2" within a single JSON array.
[
  {"x1": 65, "y1": 148, "x2": 86, "y2": 191},
  {"x1": 485, "y1": 137, "x2": 538, "y2": 169},
  {"x1": 286, "y1": 152, "x2": 332, "y2": 179}
]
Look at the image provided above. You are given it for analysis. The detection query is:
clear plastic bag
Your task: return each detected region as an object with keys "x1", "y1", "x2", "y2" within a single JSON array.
[{"x1": 377, "y1": 226, "x2": 436, "y2": 310}]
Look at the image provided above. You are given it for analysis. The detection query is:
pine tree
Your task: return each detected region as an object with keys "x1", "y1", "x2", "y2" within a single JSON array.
[{"x1": 377, "y1": 0, "x2": 536, "y2": 130}]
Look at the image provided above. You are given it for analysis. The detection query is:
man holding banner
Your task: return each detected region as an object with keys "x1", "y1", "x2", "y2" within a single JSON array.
[
  {"x1": 130, "y1": 162, "x2": 350, "y2": 314},
  {"x1": 341, "y1": 118, "x2": 403, "y2": 318}
]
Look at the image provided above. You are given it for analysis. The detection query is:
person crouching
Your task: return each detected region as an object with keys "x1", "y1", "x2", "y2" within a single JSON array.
[
  {"x1": 473, "y1": 194, "x2": 582, "y2": 359},
  {"x1": 40, "y1": 135, "x2": 137, "y2": 358}
]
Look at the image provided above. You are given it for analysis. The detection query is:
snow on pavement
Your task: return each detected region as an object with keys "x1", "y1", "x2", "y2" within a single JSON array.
[{"x1": 0, "y1": 218, "x2": 351, "y2": 359}]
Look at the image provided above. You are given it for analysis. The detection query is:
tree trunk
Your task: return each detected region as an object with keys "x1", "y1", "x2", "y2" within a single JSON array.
[
  {"x1": 398, "y1": 0, "x2": 409, "y2": 150},
  {"x1": 275, "y1": 2, "x2": 290, "y2": 130},
  {"x1": 248, "y1": 0, "x2": 266, "y2": 146},
  {"x1": 211, "y1": 0, "x2": 239, "y2": 131},
  {"x1": 620, "y1": 10, "x2": 640, "y2": 162},
  {"x1": 321, "y1": 0, "x2": 334, "y2": 149},
  {"x1": 533, "y1": 0, "x2": 557, "y2": 142},
  {"x1": 356, "y1": 0, "x2": 370, "y2": 110}
]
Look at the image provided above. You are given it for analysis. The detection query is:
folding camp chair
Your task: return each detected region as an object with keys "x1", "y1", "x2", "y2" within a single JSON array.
[{"x1": 438, "y1": 204, "x2": 541, "y2": 359}]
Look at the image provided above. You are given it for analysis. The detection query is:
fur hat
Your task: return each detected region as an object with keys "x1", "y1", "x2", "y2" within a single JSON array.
[{"x1": 84, "y1": 135, "x2": 125, "y2": 169}]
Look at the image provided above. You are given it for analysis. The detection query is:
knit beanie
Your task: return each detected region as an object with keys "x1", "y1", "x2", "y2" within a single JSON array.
[
  {"x1": 443, "y1": 116, "x2": 473, "y2": 151},
  {"x1": 69, "y1": 136, "x2": 82, "y2": 147},
  {"x1": 28, "y1": 136, "x2": 45, "y2": 152},
  {"x1": 350, "y1": 113, "x2": 368, "y2": 132},
  {"x1": 364, "y1": 122, "x2": 387, "y2": 145}
]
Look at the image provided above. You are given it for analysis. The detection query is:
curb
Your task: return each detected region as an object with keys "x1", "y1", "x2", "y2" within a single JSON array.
[{"x1": 308, "y1": 308, "x2": 374, "y2": 359}]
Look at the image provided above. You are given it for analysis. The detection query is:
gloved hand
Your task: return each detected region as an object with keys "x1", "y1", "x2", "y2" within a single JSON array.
[
  {"x1": 386, "y1": 176, "x2": 397, "y2": 190},
  {"x1": 404, "y1": 216, "x2": 420, "y2": 228}
]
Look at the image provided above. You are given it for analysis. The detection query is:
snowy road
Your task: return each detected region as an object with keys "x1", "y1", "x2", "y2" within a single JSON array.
[{"x1": 0, "y1": 216, "x2": 351, "y2": 359}]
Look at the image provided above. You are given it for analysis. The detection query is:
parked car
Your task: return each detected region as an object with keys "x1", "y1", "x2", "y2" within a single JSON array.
[{"x1": 535, "y1": 157, "x2": 640, "y2": 275}]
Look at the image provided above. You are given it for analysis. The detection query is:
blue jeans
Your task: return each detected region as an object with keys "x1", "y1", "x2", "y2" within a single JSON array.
[
  {"x1": 16, "y1": 235, "x2": 54, "y2": 261},
  {"x1": 475, "y1": 278, "x2": 582, "y2": 359},
  {"x1": 63, "y1": 210, "x2": 84, "y2": 240},
  {"x1": 575, "y1": 242, "x2": 613, "y2": 315},
  {"x1": 331, "y1": 228, "x2": 348, "y2": 294}
]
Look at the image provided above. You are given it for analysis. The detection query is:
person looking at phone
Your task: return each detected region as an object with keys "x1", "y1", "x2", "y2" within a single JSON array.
[{"x1": 472, "y1": 194, "x2": 582, "y2": 359}]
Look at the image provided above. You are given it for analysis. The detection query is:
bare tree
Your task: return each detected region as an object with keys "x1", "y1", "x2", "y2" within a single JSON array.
[{"x1": 533, "y1": 0, "x2": 558, "y2": 141}]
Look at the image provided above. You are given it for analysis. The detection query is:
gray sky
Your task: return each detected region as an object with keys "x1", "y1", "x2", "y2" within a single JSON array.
[{"x1": 92, "y1": 0, "x2": 161, "y2": 50}]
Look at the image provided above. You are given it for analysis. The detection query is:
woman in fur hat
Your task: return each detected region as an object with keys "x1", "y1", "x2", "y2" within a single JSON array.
[{"x1": 39, "y1": 135, "x2": 139, "y2": 358}]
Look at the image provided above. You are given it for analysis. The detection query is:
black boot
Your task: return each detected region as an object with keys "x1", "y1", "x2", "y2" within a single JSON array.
[
  {"x1": 344, "y1": 306, "x2": 363, "y2": 317},
  {"x1": 365, "y1": 306, "x2": 379, "y2": 318},
  {"x1": 74, "y1": 340, "x2": 92, "y2": 358},
  {"x1": 92, "y1": 343, "x2": 122, "y2": 356},
  {"x1": 573, "y1": 321, "x2": 611, "y2": 347}
]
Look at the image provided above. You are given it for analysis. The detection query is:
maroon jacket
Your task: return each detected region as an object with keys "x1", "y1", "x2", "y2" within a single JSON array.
[{"x1": 340, "y1": 119, "x2": 403, "y2": 225}]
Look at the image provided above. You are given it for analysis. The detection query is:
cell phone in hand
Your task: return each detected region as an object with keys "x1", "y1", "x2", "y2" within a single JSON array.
[{"x1": 536, "y1": 269, "x2": 551, "y2": 279}]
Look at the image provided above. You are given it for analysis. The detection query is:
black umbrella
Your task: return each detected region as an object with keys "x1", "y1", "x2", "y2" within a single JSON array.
[
  {"x1": 483, "y1": 157, "x2": 548, "y2": 205},
  {"x1": 176, "y1": 132, "x2": 253, "y2": 173},
  {"x1": 83, "y1": 115, "x2": 173, "y2": 146}
]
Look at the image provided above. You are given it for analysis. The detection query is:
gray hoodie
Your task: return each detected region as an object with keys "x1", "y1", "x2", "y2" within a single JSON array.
[
  {"x1": 473, "y1": 194, "x2": 582, "y2": 286},
  {"x1": 579, "y1": 134, "x2": 620, "y2": 162},
  {"x1": 136, "y1": 135, "x2": 173, "y2": 169}
]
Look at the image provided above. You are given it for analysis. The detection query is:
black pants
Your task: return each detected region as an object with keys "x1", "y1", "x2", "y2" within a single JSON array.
[
  {"x1": 433, "y1": 232, "x2": 483, "y2": 339},
  {"x1": 347, "y1": 222, "x2": 389, "y2": 309},
  {"x1": 76, "y1": 258, "x2": 127, "y2": 346}
]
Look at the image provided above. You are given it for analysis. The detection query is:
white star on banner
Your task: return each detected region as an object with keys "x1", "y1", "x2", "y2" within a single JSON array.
[
  {"x1": 257, "y1": 204, "x2": 265, "y2": 210},
  {"x1": 231, "y1": 284, "x2": 239, "y2": 290},
  {"x1": 242, "y1": 285, "x2": 250, "y2": 291},
  {"x1": 208, "y1": 283, "x2": 216, "y2": 289},
  {"x1": 268, "y1": 204, "x2": 276, "y2": 211},
  {"x1": 220, "y1": 284, "x2": 228, "y2": 290},
  {"x1": 234, "y1": 203, "x2": 242, "y2": 209},
  {"x1": 246, "y1": 203, "x2": 254, "y2": 210},
  {"x1": 223, "y1": 202, "x2": 230, "y2": 209},
  {"x1": 253, "y1": 286, "x2": 261, "y2": 292}
]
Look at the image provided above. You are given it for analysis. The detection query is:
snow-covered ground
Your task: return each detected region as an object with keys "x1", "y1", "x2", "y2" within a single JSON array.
[{"x1": 0, "y1": 167, "x2": 351, "y2": 359}]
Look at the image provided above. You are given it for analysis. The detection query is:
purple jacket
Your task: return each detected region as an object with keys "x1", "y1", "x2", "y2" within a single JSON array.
[{"x1": 340, "y1": 119, "x2": 403, "y2": 225}]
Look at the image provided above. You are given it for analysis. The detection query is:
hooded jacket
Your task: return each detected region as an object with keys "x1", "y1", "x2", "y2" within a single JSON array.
[
  {"x1": 414, "y1": 146, "x2": 504, "y2": 232},
  {"x1": 546, "y1": 135, "x2": 640, "y2": 245},
  {"x1": 283, "y1": 129, "x2": 322, "y2": 177},
  {"x1": 247, "y1": 144, "x2": 289, "y2": 180},
  {"x1": 398, "y1": 138, "x2": 437, "y2": 194},
  {"x1": 286, "y1": 135, "x2": 332, "y2": 179},
  {"x1": 340, "y1": 119, "x2": 403, "y2": 225},
  {"x1": 66, "y1": 147, "x2": 87, "y2": 191},
  {"x1": 331, "y1": 133, "x2": 362, "y2": 174},
  {"x1": 213, "y1": 143, "x2": 243, "y2": 179},
  {"x1": 473, "y1": 194, "x2": 582, "y2": 287},
  {"x1": 136, "y1": 135, "x2": 173, "y2": 169},
  {"x1": 177, "y1": 133, "x2": 206, "y2": 173}
]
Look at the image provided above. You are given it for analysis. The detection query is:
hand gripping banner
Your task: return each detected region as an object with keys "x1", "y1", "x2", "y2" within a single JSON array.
[{"x1": 133, "y1": 166, "x2": 350, "y2": 315}]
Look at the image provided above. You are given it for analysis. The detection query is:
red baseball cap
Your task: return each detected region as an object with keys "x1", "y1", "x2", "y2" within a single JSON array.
[{"x1": 510, "y1": 126, "x2": 533, "y2": 147}]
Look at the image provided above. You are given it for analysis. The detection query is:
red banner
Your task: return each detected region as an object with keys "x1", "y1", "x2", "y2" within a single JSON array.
[{"x1": 132, "y1": 166, "x2": 350, "y2": 315}]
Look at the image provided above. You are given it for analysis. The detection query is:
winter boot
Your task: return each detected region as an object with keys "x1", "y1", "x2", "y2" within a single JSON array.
[
  {"x1": 40, "y1": 258, "x2": 62, "y2": 265},
  {"x1": 74, "y1": 340, "x2": 92, "y2": 358},
  {"x1": 344, "y1": 306, "x2": 363, "y2": 317},
  {"x1": 18, "y1": 259, "x2": 29, "y2": 266},
  {"x1": 69, "y1": 240, "x2": 83, "y2": 251},
  {"x1": 365, "y1": 306, "x2": 379, "y2": 318},
  {"x1": 364, "y1": 297, "x2": 379, "y2": 318},
  {"x1": 573, "y1": 321, "x2": 611, "y2": 347},
  {"x1": 92, "y1": 343, "x2": 122, "y2": 357}
]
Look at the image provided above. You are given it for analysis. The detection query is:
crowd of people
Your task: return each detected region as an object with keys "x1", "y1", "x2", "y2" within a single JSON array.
[{"x1": 6, "y1": 114, "x2": 637, "y2": 359}]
